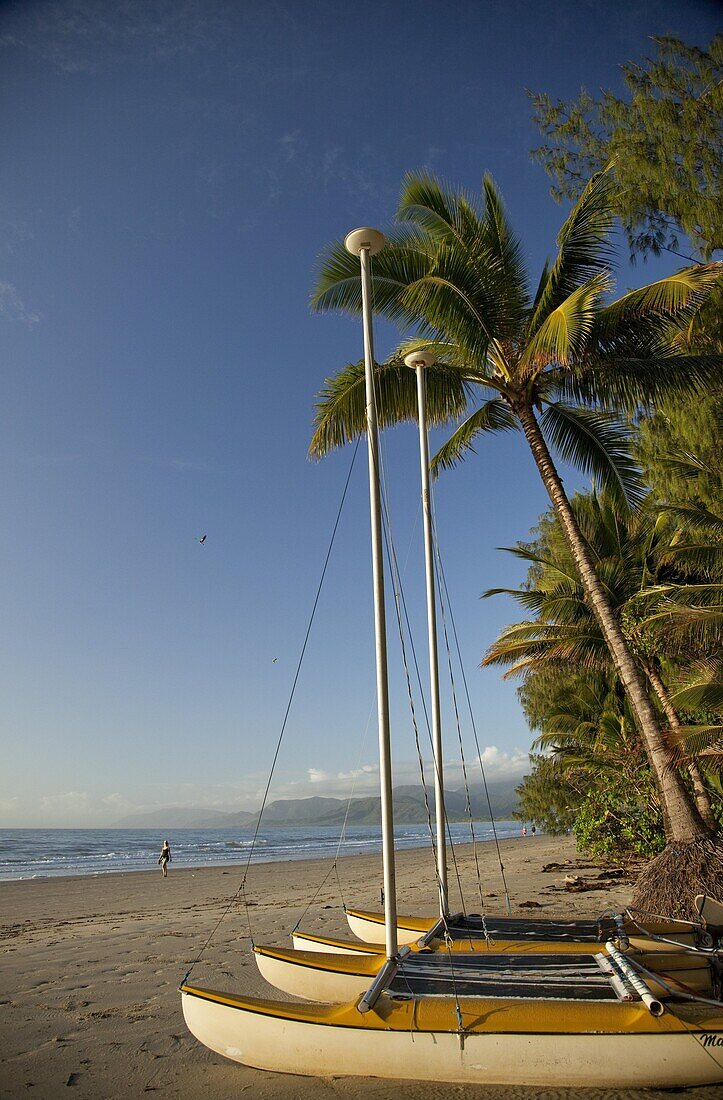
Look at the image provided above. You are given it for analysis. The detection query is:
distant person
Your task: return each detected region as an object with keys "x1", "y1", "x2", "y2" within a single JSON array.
[
  {"x1": 158, "y1": 840, "x2": 172, "y2": 877},
  {"x1": 531, "y1": 825, "x2": 536, "y2": 837},
  {"x1": 521, "y1": 825, "x2": 527, "y2": 838}
]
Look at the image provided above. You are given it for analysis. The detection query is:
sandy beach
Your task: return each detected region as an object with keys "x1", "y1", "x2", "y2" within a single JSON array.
[{"x1": 1, "y1": 834, "x2": 719, "y2": 1100}]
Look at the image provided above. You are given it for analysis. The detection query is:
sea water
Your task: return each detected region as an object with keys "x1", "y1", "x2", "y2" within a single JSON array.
[{"x1": 0, "y1": 822, "x2": 521, "y2": 880}]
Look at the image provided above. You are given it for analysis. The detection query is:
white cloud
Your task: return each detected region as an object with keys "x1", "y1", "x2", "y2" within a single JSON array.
[
  {"x1": 0, "y1": 281, "x2": 40, "y2": 327},
  {"x1": 474, "y1": 746, "x2": 529, "y2": 780},
  {"x1": 0, "y1": 749, "x2": 528, "y2": 827}
]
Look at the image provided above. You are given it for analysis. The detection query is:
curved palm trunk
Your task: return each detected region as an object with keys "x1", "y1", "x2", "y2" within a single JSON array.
[
  {"x1": 515, "y1": 402, "x2": 711, "y2": 844},
  {"x1": 643, "y1": 661, "x2": 718, "y2": 831}
]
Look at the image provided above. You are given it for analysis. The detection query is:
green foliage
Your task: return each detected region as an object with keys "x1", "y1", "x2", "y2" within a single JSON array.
[
  {"x1": 486, "y1": 486, "x2": 723, "y2": 847},
  {"x1": 635, "y1": 392, "x2": 723, "y2": 513},
  {"x1": 312, "y1": 168, "x2": 723, "y2": 847},
  {"x1": 530, "y1": 35, "x2": 723, "y2": 261},
  {"x1": 573, "y1": 781, "x2": 666, "y2": 860},
  {"x1": 514, "y1": 755, "x2": 583, "y2": 836}
]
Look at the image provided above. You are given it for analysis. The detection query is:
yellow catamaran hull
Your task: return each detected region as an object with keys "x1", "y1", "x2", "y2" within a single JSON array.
[
  {"x1": 344, "y1": 906, "x2": 702, "y2": 949},
  {"x1": 293, "y1": 926, "x2": 698, "y2": 955},
  {"x1": 181, "y1": 984, "x2": 723, "y2": 1087},
  {"x1": 254, "y1": 942, "x2": 715, "y2": 1003}
]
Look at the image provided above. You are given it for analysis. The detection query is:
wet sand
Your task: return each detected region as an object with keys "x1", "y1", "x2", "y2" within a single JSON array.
[{"x1": 1, "y1": 833, "x2": 719, "y2": 1099}]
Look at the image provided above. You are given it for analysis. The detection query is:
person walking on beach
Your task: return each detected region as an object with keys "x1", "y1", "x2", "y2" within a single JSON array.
[{"x1": 158, "y1": 840, "x2": 171, "y2": 877}]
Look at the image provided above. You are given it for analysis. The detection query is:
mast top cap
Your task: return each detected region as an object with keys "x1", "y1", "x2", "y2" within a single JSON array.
[
  {"x1": 344, "y1": 228, "x2": 385, "y2": 256},
  {"x1": 404, "y1": 351, "x2": 436, "y2": 370}
]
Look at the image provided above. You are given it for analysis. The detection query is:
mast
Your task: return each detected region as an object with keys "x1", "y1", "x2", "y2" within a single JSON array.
[
  {"x1": 404, "y1": 352, "x2": 448, "y2": 918},
  {"x1": 344, "y1": 228, "x2": 398, "y2": 961}
]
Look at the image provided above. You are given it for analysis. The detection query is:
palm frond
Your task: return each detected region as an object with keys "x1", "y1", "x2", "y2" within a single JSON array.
[
  {"x1": 593, "y1": 264, "x2": 723, "y2": 346},
  {"x1": 430, "y1": 398, "x2": 517, "y2": 475},
  {"x1": 527, "y1": 167, "x2": 616, "y2": 335},
  {"x1": 309, "y1": 357, "x2": 470, "y2": 458},
  {"x1": 311, "y1": 226, "x2": 434, "y2": 327},
  {"x1": 539, "y1": 404, "x2": 645, "y2": 508},
  {"x1": 397, "y1": 172, "x2": 480, "y2": 246},
  {"x1": 672, "y1": 680, "x2": 723, "y2": 714},
  {"x1": 641, "y1": 583, "x2": 723, "y2": 608},
  {"x1": 396, "y1": 173, "x2": 531, "y2": 347},
  {"x1": 667, "y1": 726, "x2": 723, "y2": 757},
  {"x1": 555, "y1": 353, "x2": 723, "y2": 414},
  {"x1": 493, "y1": 542, "x2": 581, "y2": 585},
  {"x1": 480, "y1": 173, "x2": 530, "y2": 324},
  {"x1": 661, "y1": 502, "x2": 723, "y2": 537},
  {"x1": 482, "y1": 622, "x2": 610, "y2": 676},
  {"x1": 520, "y1": 272, "x2": 612, "y2": 371}
]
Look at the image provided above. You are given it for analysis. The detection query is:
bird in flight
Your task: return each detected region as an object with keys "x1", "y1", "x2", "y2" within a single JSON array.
[
  {"x1": 198, "y1": 535, "x2": 207, "y2": 544},
  {"x1": 272, "y1": 657, "x2": 278, "y2": 663}
]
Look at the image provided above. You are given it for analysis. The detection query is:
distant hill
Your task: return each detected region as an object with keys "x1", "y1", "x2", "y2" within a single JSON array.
[
  {"x1": 112, "y1": 807, "x2": 255, "y2": 829},
  {"x1": 112, "y1": 782, "x2": 519, "y2": 829}
]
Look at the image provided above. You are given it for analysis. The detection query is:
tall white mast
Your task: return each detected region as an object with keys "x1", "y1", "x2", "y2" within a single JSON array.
[
  {"x1": 344, "y1": 228, "x2": 398, "y2": 961},
  {"x1": 404, "y1": 351, "x2": 448, "y2": 917}
]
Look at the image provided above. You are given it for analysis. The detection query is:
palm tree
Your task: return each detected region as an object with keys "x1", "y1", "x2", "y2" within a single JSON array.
[
  {"x1": 480, "y1": 490, "x2": 719, "y2": 830},
  {"x1": 310, "y1": 168, "x2": 723, "y2": 912},
  {"x1": 528, "y1": 676, "x2": 666, "y2": 860}
]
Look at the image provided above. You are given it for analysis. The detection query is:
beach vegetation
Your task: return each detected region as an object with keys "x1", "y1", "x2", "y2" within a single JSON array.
[
  {"x1": 529, "y1": 34, "x2": 722, "y2": 263},
  {"x1": 573, "y1": 782, "x2": 665, "y2": 861},
  {"x1": 489, "y1": 488, "x2": 722, "y2": 860},
  {"x1": 483, "y1": 490, "x2": 720, "y2": 825},
  {"x1": 310, "y1": 167, "x2": 722, "y2": 914}
]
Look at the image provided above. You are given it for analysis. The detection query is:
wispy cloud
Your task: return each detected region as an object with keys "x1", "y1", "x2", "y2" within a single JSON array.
[
  {"x1": 0, "y1": 281, "x2": 40, "y2": 327},
  {"x1": 1, "y1": 218, "x2": 34, "y2": 257},
  {"x1": 1, "y1": 0, "x2": 231, "y2": 75},
  {"x1": 279, "y1": 130, "x2": 302, "y2": 163},
  {"x1": 0, "y1": 750, "x2": 528, "y2": 826},
  {"x1": 288, "y1": 749, "x2": 528, "y2": 802},
  {"x1": 0, "y1": 789, "x2": 140, "y2": 827}
]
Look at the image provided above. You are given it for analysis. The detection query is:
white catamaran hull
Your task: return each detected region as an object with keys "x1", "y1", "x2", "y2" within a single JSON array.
[
  {"x1": 292, "y1": 931, "x2": 380, "y2": 955},
  {"x1": 181, "y1": 987, "x2": 723, "y2": 1087},
  {"x1": 256, "y1": 947, "x2": 371, "y2": 1001},
  {"x1": 255, "y1": 944, "x2": 715, "y2": 1004},
  {"x1": 344, "y1": 908, "x2": 701, "y2": 951},
  {"x1": 347, "y1": 909, "x2": 418, "y2": 945}
]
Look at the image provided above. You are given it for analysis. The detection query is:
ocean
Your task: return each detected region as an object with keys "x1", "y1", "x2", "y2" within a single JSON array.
[{"x1": 0, "y1": 821, "x2": 520, "y2": 880}]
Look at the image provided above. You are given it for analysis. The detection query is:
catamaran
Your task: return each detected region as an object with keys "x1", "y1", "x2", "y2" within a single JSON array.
[{"x1": 181, "y1": 228, "x2": 723, "y2": 1087}]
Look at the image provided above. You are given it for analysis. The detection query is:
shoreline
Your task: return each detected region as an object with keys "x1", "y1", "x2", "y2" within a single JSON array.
[
  {"x1": 2, "y1": 835, "x2": 719, "y2": 1100},
  {"x1": 0, "y1": 820, "x2": 522, "y2": 883}
]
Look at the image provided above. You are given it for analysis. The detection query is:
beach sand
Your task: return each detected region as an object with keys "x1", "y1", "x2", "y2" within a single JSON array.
[{"x1": 1, "y1": 833, "x2": 719, "y2": 1099}]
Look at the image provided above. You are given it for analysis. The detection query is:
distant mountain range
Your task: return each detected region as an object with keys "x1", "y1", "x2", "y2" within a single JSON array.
[{"x1": 113, "y1": 782, "x2": 520, "y2": 829}]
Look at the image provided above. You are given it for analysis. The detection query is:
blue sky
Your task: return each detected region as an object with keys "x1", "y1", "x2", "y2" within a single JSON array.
[{"x1": 1, "y1": 0, "x2": 718, "y2": 826}]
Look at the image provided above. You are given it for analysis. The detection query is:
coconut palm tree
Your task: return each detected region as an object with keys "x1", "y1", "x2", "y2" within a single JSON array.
[
  {"x1": 528, "y1": 675, "x2": 666, "y2": 860},
  {"x1": 480, "y1": 490, "x2": 719, "y2": 830},
  {"x1": 310, "y1": 168, "x2": 723, "y2": 911}
]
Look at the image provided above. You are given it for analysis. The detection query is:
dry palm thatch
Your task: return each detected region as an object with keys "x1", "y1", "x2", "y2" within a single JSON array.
[{"x1": 631, "y1": 837, "x2": 723, "y2": 920}]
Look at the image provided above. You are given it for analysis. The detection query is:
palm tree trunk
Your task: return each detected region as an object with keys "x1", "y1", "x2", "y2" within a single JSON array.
[
  {"x1": 643, "y1": 660, "x2": 718, "y2": 830},
  {"x1": 515, "y1": 401, "x2": 711, "y2": 843}
]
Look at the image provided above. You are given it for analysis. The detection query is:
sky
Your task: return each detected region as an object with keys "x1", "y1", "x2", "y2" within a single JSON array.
[{"x1": 1, "y1": 0, "x2": 718, "y2": 827}]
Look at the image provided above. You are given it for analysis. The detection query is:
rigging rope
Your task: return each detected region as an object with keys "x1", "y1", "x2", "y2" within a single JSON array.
[
  {"x1": 374, "y1": 421, "x2": 471, "y2": 922},
  {"x1": 182, "y1": 435, "x2": 361, "y2": 978},
  {"x1": 431, "y1": 496, "x2": 513, "y2": 914},
  {"x1": 240, "y1": 434, "x2": 362, "y2": 888},
  {"x1": 293, "y1": 699, "x2": 376, "y2": 930},
  {"x1": 432, "y1": 520, "x2": 489, "y2": 930}
]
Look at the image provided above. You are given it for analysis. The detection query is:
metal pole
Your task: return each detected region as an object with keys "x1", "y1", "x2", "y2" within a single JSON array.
[
  {"x1": 405, "y1": 353, "x2": 448, "y2": 917},
  {"x1": 345, "y1": 227, "x2": 398, "y2": 961}
]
